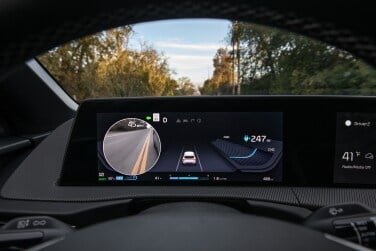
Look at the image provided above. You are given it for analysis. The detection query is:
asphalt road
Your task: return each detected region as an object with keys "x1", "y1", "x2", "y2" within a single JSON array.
[{"x1": 103, "y1": 128, "x2": 159, "y2": 175}]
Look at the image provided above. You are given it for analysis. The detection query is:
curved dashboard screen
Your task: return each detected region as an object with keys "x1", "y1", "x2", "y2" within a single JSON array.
[
  {"x1": 97, "y1": 112, "x2": 283, "y2": 183},
  {"x1": 61, "y1": 97, "x2": 376, "y2": 187},
  {"x1": 334, "y1": 112, "x2": 376, "y2": 184}
]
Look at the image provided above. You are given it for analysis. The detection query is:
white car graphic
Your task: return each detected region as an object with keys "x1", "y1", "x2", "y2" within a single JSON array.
[{"x1": 182, "y1": 151, "x2": 197, "y2": 165}]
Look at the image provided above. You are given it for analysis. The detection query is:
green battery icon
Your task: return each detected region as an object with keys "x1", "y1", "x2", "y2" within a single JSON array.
[{"x1": 146, "y1": 115, "x2": 152, "y2": 121}]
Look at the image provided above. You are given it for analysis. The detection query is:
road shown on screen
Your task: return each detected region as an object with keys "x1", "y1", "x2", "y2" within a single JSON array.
[
  {"x1": 155, "y1": 143, "x2": 236, "y2": 173},
  {"x1": 103, "y1": 127, "x2": 160, "y2": 175}
]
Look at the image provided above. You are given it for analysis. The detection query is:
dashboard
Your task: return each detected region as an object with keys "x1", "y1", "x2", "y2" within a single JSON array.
[
  {"x1": 0, "y1": 0, "x2": 375, "y2": 249},
  {"x1": 61, "y1": 96, "x2": 376, "y2": 187},
  {"x1": 2, "y1": 96, "x2": 376, "y2": 250}
]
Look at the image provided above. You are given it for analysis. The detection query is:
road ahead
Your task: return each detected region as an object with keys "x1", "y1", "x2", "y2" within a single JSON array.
[
  {"x1": 154, "y1": 143, "x2": 236, "y2": 173},
  {"x1": 103, "y1": 128, "x2": 159, "y2": 175}
]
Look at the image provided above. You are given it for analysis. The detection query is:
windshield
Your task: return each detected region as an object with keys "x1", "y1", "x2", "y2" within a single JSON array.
[{"x1": 38, "y1": 19, "x2": 376, "y2": 101}]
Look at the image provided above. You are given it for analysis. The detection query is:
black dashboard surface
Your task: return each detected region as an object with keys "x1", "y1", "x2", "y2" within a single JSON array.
[
  {"x1": 1, "y1": 97, "x2": 376, "y2": 209},
  {"x1": 40, "y1": 203, "x2": 350, "y2": 251}
]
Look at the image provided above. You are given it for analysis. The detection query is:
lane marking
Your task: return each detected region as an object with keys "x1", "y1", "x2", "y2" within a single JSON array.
[
  {"x1": 131, "y1": 129, "x2": 152, "y2": 175},
  {"x1": 175, "y1": 147, "x2": 185, "y2": 172},
  {"x1": 139, "y1": 130, "x2": 152, "y2": 174},
  {"x1": 194, "y1": 146, "x2": 203, "y2": 172},
  {"x1": 131, "y1": 133, "x2": 149, "y2": 174},
  {"x1": 136, "y1": 130, "x2": 152, "y2": 174}
]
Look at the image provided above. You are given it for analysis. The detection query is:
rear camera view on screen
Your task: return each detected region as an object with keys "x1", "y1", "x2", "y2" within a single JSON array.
[
  {"x1": 97, "y1": 112, "x2": 283, "y2": 183},
  {"x1": 103, "y1": 118, "x2": 161, "y2": 176}
]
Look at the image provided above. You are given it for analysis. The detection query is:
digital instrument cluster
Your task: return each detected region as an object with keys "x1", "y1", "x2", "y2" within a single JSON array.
[
  {"x1": 97, "y1": 112, "x2": 283, "y2": 184},
  {"x1": 60, "y1": 97, "x2": 376, "y2": 186}
]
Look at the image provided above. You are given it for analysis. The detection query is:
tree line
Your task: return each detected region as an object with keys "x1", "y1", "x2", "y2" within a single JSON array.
[
  {"x1": 200, "y1": 22, "x2": 376, "y2": 95},
  {"x1": 39, "y1": 22, "x2": 376, "y2": 100},
  {"x1": 38, "y1": 26, "x2": 197, "y2": 100}
]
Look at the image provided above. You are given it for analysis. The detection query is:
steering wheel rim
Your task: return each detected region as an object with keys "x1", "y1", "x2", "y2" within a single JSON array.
[{"x1": 38, "y1": 202, "x2": 353, "y2": 251}]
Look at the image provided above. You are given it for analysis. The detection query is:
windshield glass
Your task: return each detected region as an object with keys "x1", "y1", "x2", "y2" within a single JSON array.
[{"x1": 38, "y1": 19, "x2": 376, "y2": 101}]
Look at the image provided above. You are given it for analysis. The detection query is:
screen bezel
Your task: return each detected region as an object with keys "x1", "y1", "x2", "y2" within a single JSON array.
[{"x1": 60, "y1": 96, "x2": 376, "y2": 187}]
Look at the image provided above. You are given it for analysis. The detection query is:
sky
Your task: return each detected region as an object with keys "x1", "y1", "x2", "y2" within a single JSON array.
[{"x1": 129, "y1": 19, "x2": 231, "y2": 87}]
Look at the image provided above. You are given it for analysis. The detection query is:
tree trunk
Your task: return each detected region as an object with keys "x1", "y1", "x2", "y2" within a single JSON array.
[
  {"x1": 237, "y1": 40, "x2": 241, "y2": 95},
  {"x1": 232, "y1": 41, "x2": 236, "y2": 95}
]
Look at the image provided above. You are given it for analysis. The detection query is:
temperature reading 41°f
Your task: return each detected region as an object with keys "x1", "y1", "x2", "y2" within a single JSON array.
[{"x1": 342, "y1": 152, "x2": 354, "y2": 162}]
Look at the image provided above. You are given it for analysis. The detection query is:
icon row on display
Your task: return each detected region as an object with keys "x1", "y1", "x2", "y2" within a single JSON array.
[
  {"x1": 176, "y1": 118, "x2": 202, "y2": 124},
  {"x1": 151, "y1": 113, "x2": 168, "y2": 123},
  {"x1": 149, "y1": 113, "x2": 201, "y2": 124}
]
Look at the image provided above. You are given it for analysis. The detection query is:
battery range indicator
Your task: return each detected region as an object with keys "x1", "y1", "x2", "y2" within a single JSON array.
[
  {"x1": 169, "y1": 176, "x2": 199, "y2": 180},
  {"x1": 146, "y1": 115, "x2": 152, "y2": 121}
]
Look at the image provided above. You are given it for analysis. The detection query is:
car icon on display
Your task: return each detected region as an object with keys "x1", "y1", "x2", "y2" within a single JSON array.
[{"x1": 182, "y1": 151, "x2": 197, "y2": 165}]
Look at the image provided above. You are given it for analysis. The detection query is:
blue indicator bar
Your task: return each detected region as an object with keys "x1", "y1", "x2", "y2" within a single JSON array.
[
  {"x1": 169, "y1": 176, "x2": 199, "y2": 180},
  {"x1": 179, "y1": 177, "x2": 199, "y2": 180}
]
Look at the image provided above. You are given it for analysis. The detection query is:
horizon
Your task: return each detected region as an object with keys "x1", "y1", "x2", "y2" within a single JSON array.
[{"x1": 129, "y1": 19, "x2": 232, "y2": 87}]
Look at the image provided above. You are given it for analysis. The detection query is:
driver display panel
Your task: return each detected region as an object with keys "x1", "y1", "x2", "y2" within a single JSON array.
[
  {"x1": 97, "y1": 112, "x2": 283, "y2": 183},
  {"x1": 60, "y1": 97, "x2": 376, "y2": 187},
  {"x1": 334, "y1": 113, "x2": 376, "y2": 184}
]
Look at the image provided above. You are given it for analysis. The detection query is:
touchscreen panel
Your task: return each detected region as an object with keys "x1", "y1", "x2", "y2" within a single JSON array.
[
  {"x1": 97, "y1": 112, "x2": 283, "y2": 184},
  {"x1": 334, "y1": 113, "x2": 376, "y2": 185}
]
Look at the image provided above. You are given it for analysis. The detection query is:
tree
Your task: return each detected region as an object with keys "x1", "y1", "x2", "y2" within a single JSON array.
[
  {"x1": 220, "y1": 22, "x2": 376, "y2": 95},
  {"x1": 96, "y1": 46, "x2": 178, "y2": 97},
  {"x1": 175, "y1": 77, "x2": 197, "y2": 96},
  {"x1": 38, "y1": 26, "x2": 179, "y2": 99},
  {"x1": 229, "y1": 21, "x2": 244, "y2": 93},
  {"x1": 200, "y1": 48, "x2": 233, "y2": 95}
]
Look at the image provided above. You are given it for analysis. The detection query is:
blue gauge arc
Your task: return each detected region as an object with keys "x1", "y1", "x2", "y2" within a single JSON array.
[{"x1": 229, "y1": 148, "x2": 258, "y2": 159}]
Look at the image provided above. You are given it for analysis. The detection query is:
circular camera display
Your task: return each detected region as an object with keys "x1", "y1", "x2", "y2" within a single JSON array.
[{"x1": 103, "y1": 118, "x2": 161, "y2": 176}]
